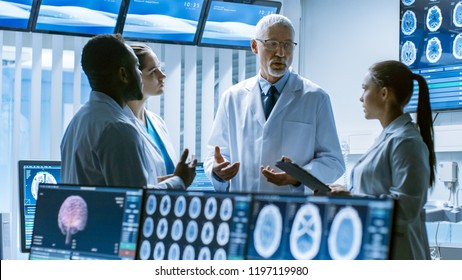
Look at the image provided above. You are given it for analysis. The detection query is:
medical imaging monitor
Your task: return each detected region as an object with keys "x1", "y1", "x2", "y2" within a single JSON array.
[
  {"x1": 18, "y1": 160, "x2": 61, "y2": 252},
  {"x1": 137, "y1": 189, "x2": 252, "y2": 260},
  {"x1": 29, "y1": 183, "x2": 143, "y2": 260},
  {"x1": 246, "y1": 194, "x2": 395, "y2": 260}
]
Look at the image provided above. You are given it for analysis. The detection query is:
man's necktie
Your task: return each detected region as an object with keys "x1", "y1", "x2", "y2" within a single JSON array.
[{"x1": 264, "y1": 85, "x2": 278, "y2": 120}]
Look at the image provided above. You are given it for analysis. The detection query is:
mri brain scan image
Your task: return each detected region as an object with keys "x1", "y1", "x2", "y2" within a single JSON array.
[
  {"x1": 401, "y1": 40, "x2": 417, "y2": 66},
  {"x1": 159, "y1": 195, "x2": 172, "y2": 216},
  {"x1": 174, "y1": 196, "x2": 186, "y2": 217},
  {"x1": 328, "y1": 207, "x2": 363, "y2": 260},
  {"x1": 204, "y1": 197, "x2": 218, "y2": 220},
  {"x1": 454, "y1": 2, "x2": 462, "y2": 27},
  {"x1": 31, "y1": 172, "x2": 57, "y2": 200},
  {"x1": 58, "y1": 195, "x2": 88, "y2": 245},
  {"x1": 289, "y1": 203, "x2": 323, "y2": 260},
  {"x1": 142, "y1": 217, "x2": 154, "y2": 238},
  {"x1": 171, "y1": 219, "x2": 183, "y2": 241},
  {"x1": 198, "y1": 247, "x2": 211, "y2": 260},
  {"x1": 401, "y1": 10, "x2": 417, "y2": 35},
  {"x1": 139, "y1": 240, "x2": 151, "y2": 260},
  {"x1": 220, "y1": 198, "x2": 233, "y2": 221},
  {"x1": 426, "y1": 37, "x2": 442, "y2": 63},
  {"x1": 401, "y1": 0, "x2": 415, "y2": 6},
  {"x1": 168, "y1": 243, "x2": 180, "y2": 260},
  {"x1": 453, "y1": 33, "x2": 462, "y2": 59},
  {"x1": 145, "y1": 194, "x2": 157, "y2": 215},
  {"x1": 201, "y1": 221, "x2": 215, "y2": 245},
  {"x1": 214, "y1": 248, "x2": 227, "y2": 260},
  {"x1": 182, "y1": 245, "x2": 195, "y2": 260},
  {"x1": 153, "y1": 242, "x2": 165, "y2": 260},
  {"x1": 185, "y1": 220, "x2": 199, "y2": 243},
  {"x1": 426, "y1": 5, "x2": 442, "y2": 32},
  {"x1": 156, "y1": 218, "x2": 169, "y2": 240},
  {"x1": 216, "y1": 222, "x2": 230, "y2": 246},
  {"x1": 188, "y1": 196, "x2": 201, "y2": 219},
  {"x1": 253, "y1": 204, "x2": 283, "y2": 258}
]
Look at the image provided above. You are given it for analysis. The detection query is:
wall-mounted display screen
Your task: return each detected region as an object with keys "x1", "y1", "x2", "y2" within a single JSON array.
[
  {"x1": 400, "y1": 0, "x2": 462, "y2": 112},
  {"x1": 0, "y1": 0, "x2": 35, "y2": 31},
  {"x1": 33, "y1": 0, "x2": 124, "y2": 36},
  {"x1": 198, "y1": 0, "x2": 281, "y2": 50},
  {"x1": 121, "y1": 0, "x2": 206, "y2": 44}
]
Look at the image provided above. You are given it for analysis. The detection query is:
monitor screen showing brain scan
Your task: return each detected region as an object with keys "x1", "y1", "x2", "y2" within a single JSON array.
[
  {"x1": 246, "y1": 195, "x2": 395, "y2": 260},
  {"x1": 400, "y1": 0, "x2": 462, "y2": 112},
  {"x1": 137, "y1": 189, "x2": 252, "y2": 260},
  {"x1": 18, "y1": 160, "x2": 61, "y2": 252},
  {"x1": 29, "y1": 183, "x2": 143, "y2": 260}
]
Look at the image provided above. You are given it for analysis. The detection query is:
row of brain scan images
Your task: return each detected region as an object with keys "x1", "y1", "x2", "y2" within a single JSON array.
[
  {"x1": 400, "y1": 0, "x2": 462, "y2": 65},
  {"x1": 136, "y1": 190, "x2": 395, "y2": 260}
]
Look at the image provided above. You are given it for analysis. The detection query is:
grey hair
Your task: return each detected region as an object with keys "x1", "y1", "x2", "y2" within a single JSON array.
[{"x1": 254, "y1": 14, "x2": 294, "y2": 39}]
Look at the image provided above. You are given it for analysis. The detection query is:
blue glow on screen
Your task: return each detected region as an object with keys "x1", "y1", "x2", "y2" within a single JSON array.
[
  {"x1": 0, "y1": 0, "x2": 34, "y2": 30},
  {"x1": 199, "y1": 1, "x2": 279, "y2": 49},
  {"x1": 34, "y1": 0, "x2": 123, "y2": 35},
  {"x1": 400, "y1": 0, "x2": 462, "y2": 112},
  {"x1": 123, "y1": 0, "x2": 205, "y2": 43}
]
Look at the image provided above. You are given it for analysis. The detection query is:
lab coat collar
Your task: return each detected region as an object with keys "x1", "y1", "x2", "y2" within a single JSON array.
[{"x1": 91, "y1": 90, "x2": 125, "y2": 113}]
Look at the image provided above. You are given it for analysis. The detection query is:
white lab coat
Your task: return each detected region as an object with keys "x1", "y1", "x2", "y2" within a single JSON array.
[
  {"x1": 204, "y1": 71, "x2": 345, "y2": 194},
  {"x1": 351, "y1": 113, "x2": 431, "y2": 259},
  {"x1": 123, "y1": 107, "x2": 178, "y2": 176},
  {"x1": 61, "y1": 91, "x2": 183, "y2": 189}
]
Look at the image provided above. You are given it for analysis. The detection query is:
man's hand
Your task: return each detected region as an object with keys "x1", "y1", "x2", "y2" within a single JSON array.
[
  {"x1": 212, "y1": 146, "x2": 240, "y2": 181},
  {"x1": 260, "y1": 165, "x2": 299, "y2": 186},
  {"x1": 173, "y1": 148, "x2": 197, "y2": 187}
]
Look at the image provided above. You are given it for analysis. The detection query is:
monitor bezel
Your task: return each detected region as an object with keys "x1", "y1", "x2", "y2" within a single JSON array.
[
  {"x1": 18, "y1": 159, "x2": 61, "y2": 253},
  {"x1": 196, "y1": 0, "x2": 282, "y2": 50}
]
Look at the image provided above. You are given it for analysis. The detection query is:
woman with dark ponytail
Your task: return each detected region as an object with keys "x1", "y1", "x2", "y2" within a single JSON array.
[{"x1": 330, "y1": 60, "x2": 434, "y2": 259}]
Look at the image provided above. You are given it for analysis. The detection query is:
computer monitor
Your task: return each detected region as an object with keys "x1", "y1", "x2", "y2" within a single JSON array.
[
  {"x1": 187, "y1": 163, "x2": 215, "y2": 192},
  {"x1": 121, "y1": 0, "x2": 207, "y2": 45},
  {"x1": 197, "y1": 0, "x2": 282, "y2": 50},
  {"x1": 137, "y1": 189, "x2": 252, "y2": 260},
  {"x1": 0, "y1": 0, "x2": 37, "y2": 31},
  {"x1": 246, "y1": 194, "x2": 395, "y2": 260},
  {"x1": 29, "y1": 183, "x2": 144, "y2": 260},
  {"x1": 32, "y1": 0, "x2": 125, "y2": 37},
  {"x1": 18, "y1": 160, "x2": 61, "y2": 253}
]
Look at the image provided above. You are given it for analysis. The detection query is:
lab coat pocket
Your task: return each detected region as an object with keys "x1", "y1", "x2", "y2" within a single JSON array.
[{"x1": 282, "y1": 121, "x2": 314, "y2": 163}]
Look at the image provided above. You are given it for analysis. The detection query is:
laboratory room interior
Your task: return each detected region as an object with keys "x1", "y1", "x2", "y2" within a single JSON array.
[{"x1": 0, "y1": 0, "x2": 461, "y2": 260}]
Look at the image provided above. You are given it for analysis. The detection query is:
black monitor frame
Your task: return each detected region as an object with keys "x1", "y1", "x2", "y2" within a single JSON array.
[
  {"x1": 197, "y1": 0, "x2": 282, "y2": 50},
  {"x1": 18, "y1": 159, "x2": 61, "y2": 253}
]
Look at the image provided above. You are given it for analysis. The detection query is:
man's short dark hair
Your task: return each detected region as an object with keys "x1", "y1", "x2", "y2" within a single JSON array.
[{"x1": 81, "y1": 34, "x2": 130, "y2": 79}]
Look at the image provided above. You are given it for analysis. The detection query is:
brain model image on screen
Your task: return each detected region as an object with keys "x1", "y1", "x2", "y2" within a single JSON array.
[
  {"x1": 454, "y1": 2, "x2": 462, "y2": 27},
  {"x1": 426, "y1": 36, "x2": 442, "y2": 63},
  {"x1": 426, "y1": 5, "x2": 442, "y2": 32},
  {"x1": 138, "y1": 190, "x2": 251, "y2": 260},
  {"x1": 453, "y1": 33, "x2": 462, "y2": 59},
  {"x1": 401, "y1": 40, "x2": 417, "y2": 66},
  {"x1": 289, "y1": 203, "x2": 322, "y2": 260},
  {"x1": 327, "y1": 206, "x2": 363, "y2": 260},
  {"x1": 58, "y1": 195, "x2": 88, "y2": 245},
  {"x1": 401, "y1": 10, "x2": 417, "y2": 35},
  {"x1": 31, "y1": 171, "x2": 57, "y2": 200}
]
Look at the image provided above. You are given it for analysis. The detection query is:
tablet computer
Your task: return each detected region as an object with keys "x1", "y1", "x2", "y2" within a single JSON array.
[{"x1": 275, "y1": 161, "x2": 331, "y2": 195}]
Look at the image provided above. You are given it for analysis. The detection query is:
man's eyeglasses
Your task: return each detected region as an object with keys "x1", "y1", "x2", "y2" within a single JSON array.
[{"x1": 255, "y1": 39, "x2": 297, "y2": 51}]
